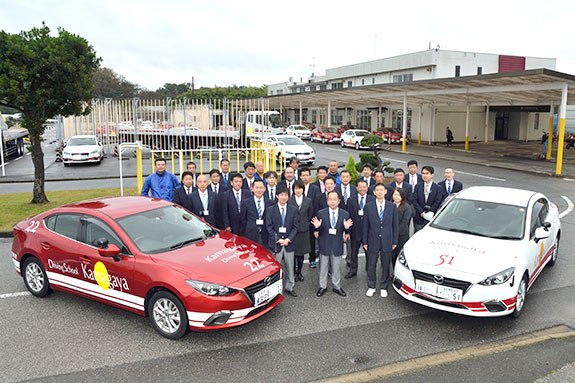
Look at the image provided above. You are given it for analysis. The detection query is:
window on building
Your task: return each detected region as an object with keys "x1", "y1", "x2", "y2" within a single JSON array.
[
  {"x1": 477, "y1": 67, "x2": 483, "y2": 75},
  {"x1": 270, "y1": 90, "x2": 274, "y2": 95},
  {"x1": 320, "y1": 85, "x2": 327, "y2": 91},
  {"x1": 348, "y1": 81, "x2": 353, "y2": 88},
  {"x1": 331, "y1": 82, "x2": 343, "y2": 90},
  {"x1": 455, "y1": 65, "x2": 461, "y2": 77},
  {"x1": 312, "y1": 110, "x2": 317, "y2": 124},
  {"x1": 534, "y1": 113, "x2": 539, "y2": 130},
  {"x1": 392, "y1": 74, "x2": 413, "y2": 83},
  {"x1": 277, "y1": 89, "x2": 283, "y2": 95},
  {"x1": 372, "y1": 78, "x2": 375, "y2": 84},
  {"x1": 361, "y1": 79, "x2": 365, "y2": 85}
]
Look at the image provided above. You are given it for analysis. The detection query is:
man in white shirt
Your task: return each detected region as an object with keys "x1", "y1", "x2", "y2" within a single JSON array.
[
  {"x1": 278, "y1": 166, "x2": 296, "y2": 197},
  {"x1": 265, "y1": 171, "x2": 278, "y2": 200},
  {"x1": 220, "y1": 159, "x2": 231, "y2": 186}
]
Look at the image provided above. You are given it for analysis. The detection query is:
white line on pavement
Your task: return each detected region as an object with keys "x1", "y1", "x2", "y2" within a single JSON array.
[
  {"x1": 325, "y1": 147, "x2": 347, "y2": 153},
  {"x1": 456, "y1": 171, "x2": 506, "y2": 182},
  {"x1": 560, "y1": 196, "x2": 574, "y2": 219},
  {"x1": 0, "y1": 291, "x2": 31, "y2": 299}
]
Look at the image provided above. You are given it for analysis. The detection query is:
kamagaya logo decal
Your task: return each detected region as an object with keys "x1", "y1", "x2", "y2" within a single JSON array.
[{"x1": 82, "y1": 261, "x2": 129, "y2": 292}]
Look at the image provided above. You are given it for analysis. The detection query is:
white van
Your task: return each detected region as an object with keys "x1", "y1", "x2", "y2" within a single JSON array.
[{"x1": 246, "y1": 111, "x2": 284, "y2": 138}]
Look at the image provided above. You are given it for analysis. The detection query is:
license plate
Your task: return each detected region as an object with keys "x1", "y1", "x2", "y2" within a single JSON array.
[
  {"x1": 253, "y1": 279, "x2": 282, "y2": 306},
  {"x1": 415, "y1": 279, "x2": 462, "y2": 301}
]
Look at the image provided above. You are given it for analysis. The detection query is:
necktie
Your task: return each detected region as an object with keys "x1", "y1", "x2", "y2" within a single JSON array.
[
  {"x1": 201, "y1": 193, "x2": 208, "y2": 211},
  {"x1": 425, "y1": 184, "x2": 430, "y2": 203},
  {"x1": 224, "y1": 174, "x2": 227, "y2": 184},
  {"x1": 411, "y1": 175, "x2": 416, "y2": 187},
  {"x1": 360, "y1": 196, "x2": 364, "y2": 210},
  {"x1": 281, "y1": 207, "x2": 285, "y2": 226},
  {"x1": 288, "y1": 183, "x2": 291, "y2": 196},
  {"x1": 379, "y1": 205, "x2": 384, "y2": 222},
  {"x1": 186, "y1": 187, "x2": 190, "y2": 195},
  {"x1": 257, "y1": 199, "x2": 262, "y2": 219},
  {"x1": 447, "y1": 182, "x2": 452, "y2": 194},
  {"x1": 331, "y1": 211, "x2": 336, "y2": 228},
  {"x1": 343, "y1": 186, "x2": 348, "y2": 203},
  {"x1": 215, "y1": 185, "x2": 218, "y2": 194},
  {"x1": 236, "y1": 192, "x2": 241, "y2": 212},
  {"x1": 271, "y1": 188, "x2": 274, "y2": 200}
]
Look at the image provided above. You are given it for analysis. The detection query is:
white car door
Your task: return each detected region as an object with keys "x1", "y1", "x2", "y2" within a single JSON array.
[{"x1": 526, "y1": 198, "x2": 553, "y2": 282}]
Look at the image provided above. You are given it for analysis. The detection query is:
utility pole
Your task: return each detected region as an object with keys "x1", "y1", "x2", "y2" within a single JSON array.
[{"x1": 191, "y1": 76, "x2": 195, "y2": 98}]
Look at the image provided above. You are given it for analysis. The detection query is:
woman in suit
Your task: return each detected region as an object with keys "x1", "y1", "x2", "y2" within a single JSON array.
[
  {"x1": 391, "y1": 187, "x2": 414, "y2": 266},
  {"x1": 288, "y1": 180, "x2": 313, "y2": 282}
]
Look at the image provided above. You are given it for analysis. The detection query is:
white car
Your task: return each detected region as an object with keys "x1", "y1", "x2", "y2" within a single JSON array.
[
  {"x1": 264, "y1": 135, "x2": 315, "y2": 165},
  {"x1": 285, "y1": 125, "x2": 311, "y2": 140},
  {"x1": 63, "y1": 135, "x2": 103, "y2": 166},
  {"x1": 340, "y1": 129, "x2": 371, "y2": 149},
  {"x1": 393, "y1": 186, "x2": 561, "y2": 318}
]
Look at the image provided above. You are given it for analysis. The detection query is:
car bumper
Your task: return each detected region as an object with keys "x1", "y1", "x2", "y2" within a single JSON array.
[
  {"x1": 322, "y1": 137, "x2": 340, "y2": 143},
  {"x1": 393, "y1": 264, "x2": 517, "y2": 317},
  {"x1": 63, "y1": 155, "x2": 102, "y2": 163}
]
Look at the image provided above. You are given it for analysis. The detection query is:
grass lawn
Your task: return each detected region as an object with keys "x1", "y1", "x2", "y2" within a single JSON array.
[{"x1": 0, "y1": 188, "x2": 138, "y2": 232}]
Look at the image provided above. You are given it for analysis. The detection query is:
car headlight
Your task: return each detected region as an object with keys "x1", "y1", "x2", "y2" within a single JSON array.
[
  {"x1": 63, "y1": 151, "x2": 70, "y2": 155},
  {"x1": 284, "y1": 151, "x2": 293, "y2": 155},
  {"x1": 185, "y1": 280, "x2": 236, "y2": 296},
  {"x1": 398, "y1": 249, "x2": 410, "y2": 270},
  {"x1": 89, "y1": 150, "x2": 99, "y2": 155},
  {"x1": 478, "y1": 267, "x2": 515, "y2": 286}
]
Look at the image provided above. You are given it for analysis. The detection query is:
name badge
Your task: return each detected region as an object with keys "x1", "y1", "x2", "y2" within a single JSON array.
[
  {"x1": 256, "y1": 219, "x2": 264, "y2": 226},
  {"x1": 358, "y1": 210, "x2": 364, "y2": 216},
  {"x1": 329, "y1": 228, "x2": 337, "y2": 235},
  {"x1": 279, "y1": 226, "x2": 287, "y2": 233},
  {"x1": 203, "y1": 210, "x2": 209, "y2": 216}
]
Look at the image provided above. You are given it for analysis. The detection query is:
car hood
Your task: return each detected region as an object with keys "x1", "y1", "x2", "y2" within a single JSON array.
[
  {"x1": 65, "y1": 145, "x2": 100, "y2": 153},
  {"x1": 282, "y1": 144, "x2": 313, "y2": 152},
  {"x1": 151, "y1": 231, "x2": 279, "y2": 286},
  {"x1": 404, "y1": 226, "x2": 519, "y2": 279},
  {"x1": 324, "y1": 132, "x2": 340, "y2": 137}
]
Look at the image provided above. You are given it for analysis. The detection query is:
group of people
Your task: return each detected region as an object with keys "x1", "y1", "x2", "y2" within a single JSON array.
[{"x1": 141, "y1": 156, "x2": 463, "y2": 299}]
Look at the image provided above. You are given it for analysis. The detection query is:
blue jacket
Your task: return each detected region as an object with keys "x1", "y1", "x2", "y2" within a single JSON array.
[
  {"x1": 362, "y1": 200, "x2": 398, "y2": 253},
  {"x1": 141, "y1": 172, "x2": 180, "y2": 201},
  {"x1": 314, "y1": 207, "x2": 350, "y2": 257}
]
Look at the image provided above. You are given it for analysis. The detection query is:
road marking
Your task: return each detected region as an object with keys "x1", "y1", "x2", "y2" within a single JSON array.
[
  {"x1": 325, "y1": 147, "x2": 347, "y2": 153},
  {"x1": 0, "y1": 291, "x2": 31, "y2": 299},
  {"x1": 563, "y1": 178, "x2": 575, "y2": 182},
  {"x1": 14, "y1": 157, "x2": 22, "y2": 161},
  {"x1": 560, "y1": 196, "x2": 574, "y2": 219}
]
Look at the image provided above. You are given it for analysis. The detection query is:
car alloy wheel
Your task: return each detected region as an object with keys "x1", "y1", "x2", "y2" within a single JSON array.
[
  {"x1": 149, "y1": 291, "x2": 189, "y2": 339},
  {"x1": 355, "y1": 142, "x2": 360, "y2": 150},
  {"x1": 322, "y1": 137, "x2": 325, "y2": 144},
  {"x1": 341, "y1": 140, "x2": 345, "y2": 147},
  {"x1": 512, "y1": 276, "x2": 528, "y2": 318},
  {"x1": 23, "y1": 258, "x2": 51, "y2": 297},
  {"x1": 548, "y1": 235, "x2": 559, "y2": 266}
]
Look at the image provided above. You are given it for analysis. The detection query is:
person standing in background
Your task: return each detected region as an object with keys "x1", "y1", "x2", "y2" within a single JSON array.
[
  {"x1": 288, "y1": 180, "x2": 313, "y2": 282},
  {"x1": 391, "y1": 187, "x2": 413, "y2": 266}
]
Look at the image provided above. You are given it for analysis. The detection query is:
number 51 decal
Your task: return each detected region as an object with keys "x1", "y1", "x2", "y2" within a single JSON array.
[{"x1": 436, "y1": 254, "x2": 454, "y2": 266}]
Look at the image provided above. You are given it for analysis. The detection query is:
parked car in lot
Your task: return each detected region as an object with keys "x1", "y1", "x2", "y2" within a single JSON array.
[
  {"x1": 337, "y1": 124, "x2": 357, "y2": 135},
  {"x1": 264, "y1": 135, "x2": 315, "y2": 164},
  {"x1": 285, "y1": 125, "x2": 311, "y2": 140},
  {"x1": 311, "y1": 126, "x2": 341, "y2": 144},
  {"x1": 302, "y1": 122, "x2": 316, "y2": 130},
  {"x1": 62, "y1": 135, "x2": 103, "y2": 166},
  {"x1": 11, "y1": 196, "x2": 283, "y2": 339},
  {"x1": 374, "y1": 127, "x2": 409, "y2": 144},
  {"x1": 340, "y1": 129, "x2": 371, "y2": 150},
  {"x1": 393, "y1": 186, "x2": 561, "y2": 318}
]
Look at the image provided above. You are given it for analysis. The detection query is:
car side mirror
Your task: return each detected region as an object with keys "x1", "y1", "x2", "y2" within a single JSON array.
[
  {"x1": 542, "y1": 221, "x2": 551, "y2": 229},
  {"x1": 534, "y1": 227, "x2": 550, "y2": 242},
  {"x1": 423, "y1": 211, "x2": 435, "y2": 221},
  {"x1": 97, "y1": 238, "x2": 121, "y2": 261}
]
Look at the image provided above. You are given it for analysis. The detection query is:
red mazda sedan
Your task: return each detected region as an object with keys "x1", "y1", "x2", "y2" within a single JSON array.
[{"x1": 11, "y1": 196, "x2": 283, "y2": 339}]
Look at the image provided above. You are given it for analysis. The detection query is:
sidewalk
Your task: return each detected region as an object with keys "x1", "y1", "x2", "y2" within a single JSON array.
[{"x1": 387, "y1": 140, "x2": 575, "y2": 178}]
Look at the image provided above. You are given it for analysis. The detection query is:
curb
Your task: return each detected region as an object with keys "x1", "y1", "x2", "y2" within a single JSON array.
[
  {"x1": 314, "y1": 325, "x2": 575, "y2": 383},
  {"x1": 0, "y1": 231, "x2": 13, "y2": 238}
]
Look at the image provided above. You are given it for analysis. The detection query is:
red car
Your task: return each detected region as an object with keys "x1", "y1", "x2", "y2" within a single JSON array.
[
  {"x1": 11, "y1": 196, "x2": 283, "y2": 339},
  {"x1": 337, "y1": 124, "x2": 357, "y2": 135},
  {"x1": 374, "y1": 127, "x2": 410, "y2": 144},
  {"x1": 311, "y1": 126, "x2": 341, "y2": 144}
]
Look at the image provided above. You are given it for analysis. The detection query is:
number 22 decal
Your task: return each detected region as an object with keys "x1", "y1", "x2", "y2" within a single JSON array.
[
  {"x1": 244, "y1": 259, "x2": 265, "y2": 272},
  {"x1": 436, "y1": 254, "x2": 454, "y2": 266},
  {"x1": 25, "y1": 220, "x2": 40, "y2": 233}
]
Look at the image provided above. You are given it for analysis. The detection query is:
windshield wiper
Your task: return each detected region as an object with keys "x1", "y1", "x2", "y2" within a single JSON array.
[
  {"x1": 443, "y1": 227, "x2": 489, "y2": 238},
  {"x1": 170, "y1": 236, "x2": 204, "y2": 250},
  {"x1": 490, "y1": 235, "x2": 520, "y2": 240}
]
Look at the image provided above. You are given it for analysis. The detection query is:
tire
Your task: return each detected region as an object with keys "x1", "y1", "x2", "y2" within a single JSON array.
[
  {"x1": 341, "y1": 140, "x2": 345, "y2": 148},
  {"x1": 148, "y1": 291, "x2": 189, "y2": 339},
  {"x1": 321, "y1": 137, "x2": 325, "y2": 144},
  {"x1": 548, "y1": 234, "x2": 559, "y2": 266},
  {"x1": 355, "y1": 142, "x2": 360, "y2": 150},
  {"x1": 22, "y1": 257, "x2": 51, "y2": 297},
  {"x1": 63, "y1": 163, "x2": 69, "y2": 167},
  {"x1": 512, "y1": 274, "x2": 528, "y2": 318}
]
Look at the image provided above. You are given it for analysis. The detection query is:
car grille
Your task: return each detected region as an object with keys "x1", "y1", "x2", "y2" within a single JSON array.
[
  {"x1": 298, "y1": 152, "x2": 312, "y2": 156},
  {"x1": 412, "y1": 270, "x2": 472, "y2": 294},
  {"x1": 244, "y1": 270, "x2": 281, "y2": 303}
]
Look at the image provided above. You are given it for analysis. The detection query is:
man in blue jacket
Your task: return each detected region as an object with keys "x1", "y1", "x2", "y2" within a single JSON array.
[{"x1": 141, "y1": 158, "x2": 180, "y2": 201}]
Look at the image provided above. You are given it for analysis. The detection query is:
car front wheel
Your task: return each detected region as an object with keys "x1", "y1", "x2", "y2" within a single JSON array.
[
  {"x1": 548, "y1": 234, "x2": 559, "y2": 266},
  {"x1": 355, "y1": 142, "x2": 360, "y2": 150},
  {"x1": 148, "y1": 291, "x2": 189, "y2": 339},
  {"x1": 512, "y1": 274, "x2": 528, "y2": 318},
  {"x1": 341, "y1": 140, "x2": 345, "y2": 148},
  {"x1": 23, "y1": 257, "x2": 52, "y2": 297}
]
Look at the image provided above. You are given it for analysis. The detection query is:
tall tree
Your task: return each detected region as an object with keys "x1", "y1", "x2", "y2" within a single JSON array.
[
  {"x1": 0, "y1": 23, "x2": 100, "y2": 203},
  {"x1": 93, "y1": 67, "x2": 139, "y2": 99}
]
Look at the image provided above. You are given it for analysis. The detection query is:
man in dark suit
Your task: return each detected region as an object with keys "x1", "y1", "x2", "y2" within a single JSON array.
[
  {"x1": 190, "y1": 175, "x2": 218, "y2": 227},
  {"x1": 386, "y1": 168, "x2": 413, "y2": 203},
  {"x1": 277, "y1": 166, "x2": 296, "y2": 197},
  {"x1": 173, "y1": 171, "x2": 195, "y2": 211},
  {"x1": 368, "y1": 169, "x2": 386, "y2": 196},
  {"x1": 312, "y1": 191, "x2": 353, "y2": 297},
  {"x1": 242, "y1": 161, "x2": 256, "y2": 193},
  {"x1": 208, "y1": 169, "x2": 228, "y2": 229},
  {"x1": 300, "y1": 167, "x2": 320, "y2": 268},
  {"x1": 266, "y1": 186, "x2": 299, "y2": 297},
  {"x1": 345, "y1": 179, "x2": 375, "y2": 279},
  {"x1": 437, "y1": 167, "x2": 463, "y2": 199},
  {"x1": 223, "y1": 173, "x2": 252, "y2": 235},
  {"x1": 241, "y1": 179, "x2": 274, "y2": 249},
  {"x1": 334, "y1": 170, "x2": 357, "y2": 211},
  {"x1": 412, "y1": 165, "x2": 446, "y2": 232},
  {"x1": 355, "y1": 163, "x2": 376, "y2": 188},
  {"x1": 219, "y1": 159, "x2": 232, "y2": 187},
  {"x1": 264, "y1": 171, "x2": 278, "y2": 201},
  {"x1": 312, "y1": 166, "x2": 328, "y2": 194},
  {"x1": 314, "y1": 176, "x2": 338, "y2": 215},
  {"x1": 406, "y1": 159, "x2": 423, "y2": 191},
  {"x1": 362, "y1": 183, "x2": 398, "y2": 298},
  {"x1": 281, "y1": 157, "x2": 300, "y2": 181},
  {"x1": 185, "y1": 161, "x2": 198, "y2": 188}
]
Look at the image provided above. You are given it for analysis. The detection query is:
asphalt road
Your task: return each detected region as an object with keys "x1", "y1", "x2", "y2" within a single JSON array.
[{"x1": 1, "y1": 141, "x2": 575, "y2": 382}]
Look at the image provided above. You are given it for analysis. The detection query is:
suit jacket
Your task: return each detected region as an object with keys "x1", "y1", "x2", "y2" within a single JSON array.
[
  {"x1": 241, "y1": 196, "x2": 275, "y2": 249},
  {"x1": 210, "y1": 183, "x2": 228, "y2": 229},
  {"x1": 277, "y1": 179, "x2": 296, "y2": 197},
  {"x1": 242, "y1": 177, "x2": 257, "y2": 193},
  {"x1": 222, "y1": 188, "x2": 252, "y2": 234},
  {"x1": 347, "y1": 193, "x2": 375, "y2": 241},
  {"x1": 412, "y1": 181, "x2": 445, "y2": 225},
  {"x1": 311, "y1": 180, "x2": 325, "y2": 194},
  {"x1": 437, "y1": 179, "x2": 463, "y2": 197},
  {"x1": 281, "y1": 168, "x2": 299, "y2": 181},
  {"x1": 173, "y1": 186, "x2": 195, "y2": 212},
  {"x1": 335, "y1": 184, "x2": 357, "y2": 211},
  {"x1": 219, "y1": 172, "x2": 232, "y2": 187},
  {"x1": 304, "y1": 183, "x2": 320, "y2": 202},
  {"x1": 266, "y1": 203, "x2": 298, "y2": 253},
  {"x1": 264, "y1": 185, "x2": 277, "y2": 201},
  {"x1": 405, "y1": 173, "x2": 423, "y2": 190},
  {"x1": 385, "y1": 181, "x2": 414, "y2": 203},
  {"x1": 288, "y1": 195, "x2": 313, "y2": 233},
  {"x1": 355, "y1": 177, "x2": 376, "y2": 188},
  {"x1": 313, "y1": 191, "x2": 331, "y2": 215},
  {"x1": 362, "y1": 200, "x2": 398, "y2": 253},
  {"x1": 190, "y1": 189, "x2": 218, "y2": 227},
  {"x1": 315, "y1": 207, "x2": 350, "y2": 257}
]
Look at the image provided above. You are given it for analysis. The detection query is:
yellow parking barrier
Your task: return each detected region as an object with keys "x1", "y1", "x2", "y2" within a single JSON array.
[
  {"x1": 151, "y1": 152, "x2": 155, "y2": 173},
  {"x1": 200, "y1": 151, "x2": 203, "y2": 174},
  {"x1": 171, "y1": 151, "x2": 175, "y2": 174},
  {"x1": 209, "y1": 149, "x2": 212, "y2": 172}
]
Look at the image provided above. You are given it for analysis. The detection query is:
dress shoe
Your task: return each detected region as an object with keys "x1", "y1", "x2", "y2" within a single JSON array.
[
  {"x1": 344, "y1": 272, "x2": 356, "y2": 279},
  {"x1": 346, "y1": 261, "x2": 351, "y2": 268},
  {"x1": 309, "y1": 261, "x2": 317, "y2": 269},
  {"x1": 286, "y1": 290, "x2": 297, "y2": 297},
  {"x1": 380, "y1": 289, "x2": 388, "y2": 298},
  {"x1": 366, "y1": 288, "x2": 376, "y2": 297},
  {"x1": 296, "y1": 274, "x2": 305, "y2": 282},
  {"x1": 316, "y1": 288, "x2": 327, "y2": 297},
  {"x1": 333, "y1": 288, "x2": 347, "y2": 297}
]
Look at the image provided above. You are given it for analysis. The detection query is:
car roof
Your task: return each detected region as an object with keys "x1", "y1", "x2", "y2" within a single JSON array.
[
  {"x1": 68, "y1": 135, "x2": 97, "y2": 139},
  {"x1": 57, "y1": 196, "x2": 173, "y2": 219},
  {"x1": 453, "y1": 186, "x2": 537, "y2": 207},
  {"x1": 346, "y1": 129, "x2": 370, "y2": 133}
]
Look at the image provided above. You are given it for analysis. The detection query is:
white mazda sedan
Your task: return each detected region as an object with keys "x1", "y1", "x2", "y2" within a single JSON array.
[
  {"x1": 393, "y1": 186, "x2": 561, "y2": 318},
  {"x1": 63, "y1": 135, "x2": 103, "y2": 166}
]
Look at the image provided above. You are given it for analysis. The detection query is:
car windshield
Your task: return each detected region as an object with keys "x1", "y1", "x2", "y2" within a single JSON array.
[
  {"x1": 324, "y1": 127, "x2": 338, "y2": 133},
  {"x1": 277, "y1": 137, "x2": 304, "y2": 145},
  {"x1": 269, "y1": 114, "x2": 282, "y2": 128},
  {"x1": 68, "y1": 137, "x2": 97, "y2": 146},
  {"x1": 430, "y1": 199, "x2": 526, "y2": 240},
  {"x1": 355, "y1": 131, "x2": 370, "y2": 137},
  {"x1": 115, "y1": 205, "x2": 218, "y2": 254},
  {"x1": 294, "y1": 126, "x2": 307, "y2": 131},
  {"x1": 388, "y1": 128, "x2": 401, "y2": 134}
]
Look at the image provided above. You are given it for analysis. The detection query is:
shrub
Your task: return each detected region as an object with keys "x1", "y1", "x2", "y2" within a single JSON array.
[{"x1": 346, "y1": 155, "x2": 359, "y2": 184}]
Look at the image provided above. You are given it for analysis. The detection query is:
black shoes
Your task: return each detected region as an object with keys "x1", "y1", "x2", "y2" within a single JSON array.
[
  {"x1": 316, "y1": 288, "x2": 327, "y2": 297},
  {"x1": 286, "y1": 290, "x2": 297, "y2": 297},
  {"x1": 309, "y1": 261, "x2": 317, "y2": 268},
  {"x1": 333, "y1": 288, "x2": 347, "y2": 297},
  {"x1": 296, "y1": 273, "x2": 305, "y2": 281},
  {"x1": 344, "y1": 272, "x2": 356, "y2": 279}
]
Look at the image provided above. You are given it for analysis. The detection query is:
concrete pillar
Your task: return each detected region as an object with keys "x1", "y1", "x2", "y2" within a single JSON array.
[
  {"x1": 546, "y1": 102, "x2": 553, "y2": 160},
  {"x1": 402, "y1": 93, "x2": 407, "y2": 152},
  {"x1": 556, "y1": 84, "x2": 568, "y2": 175},
  {"x1": 465, "y1": 104, "x2": 470, "y2": 150},
  {"x1": 327, "y1": 100, "x2": 331, "y2": 127},
  {"x1": 417, "y1": 104, "x2": 422, "y2": 144},
  {"x1": 484, "y1": 104, "x2": 489, "y2": 143},
  {"x1": 430, "y1": 104, "x2": 436, "y2": 145},
  {"x1": 386, "y1": 108, "x2": 392, "y2": 129},
  {"x1": 299, "y1": 101, "x2": 303, "y2": 125}
]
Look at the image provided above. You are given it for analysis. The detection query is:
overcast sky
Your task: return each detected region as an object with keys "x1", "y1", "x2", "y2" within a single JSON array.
[{"x1": 2, "y1": 0, "x2": 575, "y2": 90}]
